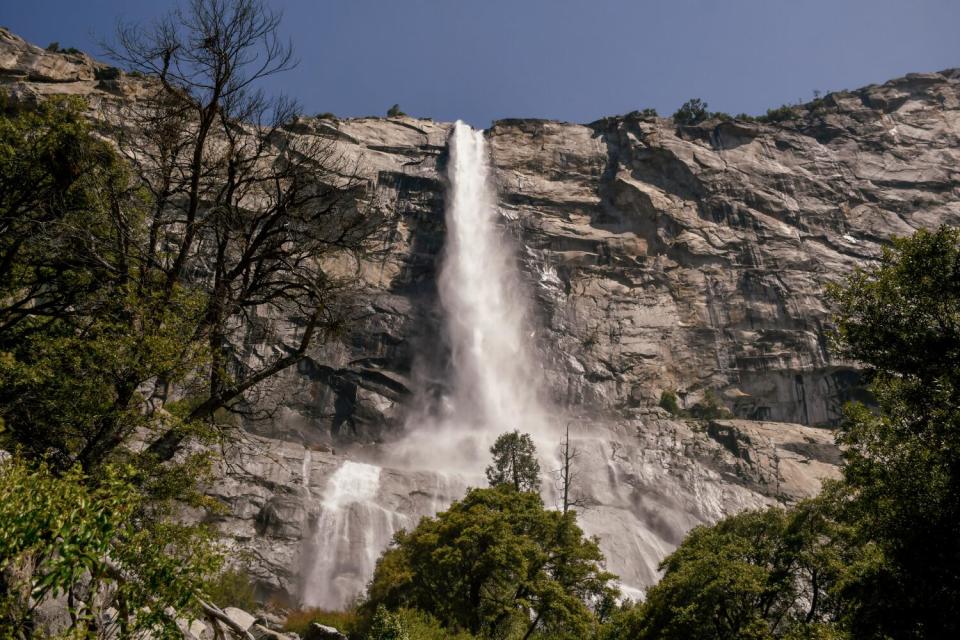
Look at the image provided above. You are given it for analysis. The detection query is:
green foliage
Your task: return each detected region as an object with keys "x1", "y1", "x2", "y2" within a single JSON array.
[
  {"x1": 393, "y1": 608, "x2": 478, "y2": 640},
  {"x1": 316, "y1": 112, "x2": 338, "y2": 120},
  {"x1": 387, "y1": 104, "x2": 406, "y2": 117},
  {"x1": 485, "y1": 430, "x2": 542, "y2": 492},
  {"x1": 609, "y1": 499, "x2": 852, "y2": 639},
  {"x1": 369, "y1": 605, "x2": 410, "y2": 640},
  {"x1": 94, "y1": 66, "x2": 122, "y2": 81},
  {"x1": 0, "y1": 97, "x2": 209, "y2": 475},
  {"x1": 685, "y1": 389, "x2": 733, "y2": 420},
  {"x1": 362, "y1": 484, "x2": 617, "y2": 639},
  {"x1": 0, "y1": 454, "x2": 221, "y2": 636},
  {"x1": 283, "y1": 607, "x2": 360, "y2": 636},
  {"x1": 825, "y1": 225, "x2": 960, "y2": 638},
  {"x1": 205, "y1": 567, "x2": 258, "y2": 612},
  {"x1": 44, "y1": 42, "x2": 81, "y2": 55},
  {"x1": 756, "y1": 105, "x2": 799, "y2": 123},
  {"x1": 658, "y1": 390, "x2": 680, "y2": 415},
  {"x1": 627, "y1": 108, "x2": 659, "y2": 119},
  {"x1": 672, "y1": 98, "x2": 709, "y2": 125},
  {"x1": 0, "y1": 72, "x2": 223, "y2": 638},
  {"x1": 633, "y1": 227, "x2": 960, "y2": 638}
]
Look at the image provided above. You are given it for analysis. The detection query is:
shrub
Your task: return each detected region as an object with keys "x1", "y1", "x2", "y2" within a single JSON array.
[
  {"x1": 628, "y1": 108, "x2": 659, "y2": 119},
  {"x1": 659, "y1": 390, "x2": 680, "y2": 415},
  {"x1": 387, "y1": 104, "x2": 406, "y2": 117},
  {"x1": 315, "y1": 112, "x2": 338, "y2": 120},
  {"x1": 369, "y1": 605, "x2": 409, "y2": 640},
  {"x1": 283, "y1": 607, "x2": 359, "y2": 636},
  {"x1": 394, "y1": 608, "x2": 478, "y2": 640},
  {"x1": 757, "y1": 104, "x2": 799, "y2": 123},
  {"x1": 0, "y1": 455, "x2": 220, "y2": 635},
  {"x1": 686, "y1": 389, "x2": 732, "y2": 420},
  {"x1": 45, "y1": 41, "x2": 59, "y2": 52},
  {"x1": 206, "y1": 567, "x2": 257, "y2": 612},
  {"x1": 672, "y1": 98, "x2": 708, "y2": 125},
  {"x1": 94, "y1": 66, "x2": 122, "y2": 81}
]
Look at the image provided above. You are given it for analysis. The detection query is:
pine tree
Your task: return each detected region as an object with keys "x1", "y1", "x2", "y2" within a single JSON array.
[{"x1": 485, "y1": 430, "x2": 541, "y2": 493}]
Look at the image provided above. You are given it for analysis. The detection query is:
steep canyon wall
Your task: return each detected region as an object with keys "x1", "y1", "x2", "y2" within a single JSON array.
[{"x1": 3, "y1": 28, "x2": 959, "y2": 603}]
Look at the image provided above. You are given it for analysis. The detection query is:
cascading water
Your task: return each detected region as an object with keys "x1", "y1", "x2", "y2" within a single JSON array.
[
  {"x1": 300, "y1": 461, "x2": 407, "y2": 610},
  {"x1": 301, "y1": 121, "x2": 556, "y2": 609},
  {"x1": 396, "y1": 121, "x2": 552, "y2": 475}
]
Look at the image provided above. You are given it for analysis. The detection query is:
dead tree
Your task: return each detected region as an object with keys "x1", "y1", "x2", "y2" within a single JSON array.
[
  {"x1": 98, "y1": 0, "x2": 386, "y2": 463},
  {"x1": 557, "y1": 422, "x2": 587, "y2": 514}
]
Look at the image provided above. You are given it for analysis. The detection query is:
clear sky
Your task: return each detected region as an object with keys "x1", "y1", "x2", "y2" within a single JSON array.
[{"x1": 3, "y1": 0, "x2": 959, "y2": 128}]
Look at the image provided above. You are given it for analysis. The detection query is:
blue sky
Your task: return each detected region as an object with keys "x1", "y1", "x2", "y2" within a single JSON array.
[{"x1": 3, "y1": 0, "x2": 959, "y2": 127}]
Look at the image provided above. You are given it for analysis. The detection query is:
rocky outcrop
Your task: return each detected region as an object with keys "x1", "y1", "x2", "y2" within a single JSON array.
[
  {"x1": 3, "y1": 27, "x2": 958, "y2": 602},
  {"x1": 488, "y1": 78, "x2": 960, "y2": 425}
]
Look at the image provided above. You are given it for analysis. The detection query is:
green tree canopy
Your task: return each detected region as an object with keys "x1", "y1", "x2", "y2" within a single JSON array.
[
  {"x1": 605, "y1": 500, "x2": 849, "y2": 640},
  {"x1": 672, "y1": 98, "x2": 709, "y2": 126},
  {"x1": 0, "y1": 96, "x2": 212, "y2": 483},
  {"x1": 615, "y1": 227, "x2": 960, "y2": 639},
  {"x1": 0, "y1": 455, "x2": 221, "y2": 636},
  {"x1": 363, "y1": 484, "x2": 617, "y2": 639},
  {"x1": 485, "y1": 430, "x2": 541, "y2": 493},
  {"x1": 826, "y1": 225, "x2": 960, "y2": 638}
]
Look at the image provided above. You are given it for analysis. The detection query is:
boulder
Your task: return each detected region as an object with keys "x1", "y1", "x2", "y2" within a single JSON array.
[
  {"x1": 223, "y1": 607, "x2": 257, "y2": 632},
  {"x1": 303, "y1": 623, "x2": 348, "y2": 640},
  {"x1": 251, "y1": 623, "x2": 293, "y2": 640}
]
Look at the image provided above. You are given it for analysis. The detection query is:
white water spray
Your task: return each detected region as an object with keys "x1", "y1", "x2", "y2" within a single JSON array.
[
  {"x1": 398, "y1": 121, "x2": 552, "y2": 474},
  {"x1": 302, "y1": 121, "x2": 555, "y2": 608},
  {"x1": 301, "y1": 461, "x2": 406, "y2": 609}
]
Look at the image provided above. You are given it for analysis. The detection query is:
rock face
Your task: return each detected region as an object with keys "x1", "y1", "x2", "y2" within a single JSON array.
[{"x1": 3, "y1": 28, "x2": 959, "y2": 603}]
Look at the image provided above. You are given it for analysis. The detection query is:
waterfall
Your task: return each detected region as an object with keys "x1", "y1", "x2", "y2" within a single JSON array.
[
  {"x1": 300, "y1": 461, "x2": 406, "y2": 610},
  {"x1": 301, "y1": 121, "x2": 555, "y2": 609},
  {"x1": 397, "y1": 121, "x2": 552, "y2": 475}
]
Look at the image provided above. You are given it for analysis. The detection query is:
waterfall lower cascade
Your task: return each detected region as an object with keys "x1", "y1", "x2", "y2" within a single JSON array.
[
  {"x1": 301, "y1": 121, "x2": 553, "y2": 609},
  {"x1": 300, "y1": 461, "x2": 407, "y2": 610}
]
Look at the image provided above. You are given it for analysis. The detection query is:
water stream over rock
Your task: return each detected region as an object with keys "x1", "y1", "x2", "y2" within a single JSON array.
[{"x1": 300, "y1": 121, "x2": 548, "y2": 608}]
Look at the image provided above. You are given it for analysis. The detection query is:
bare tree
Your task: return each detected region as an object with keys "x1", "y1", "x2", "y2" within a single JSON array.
[
  {"x1": 557, "y1": 422, "x2": 586, "y2": 513},
  {"x1": 98, "y1": 0, "x2": 384, "y2": 463}
]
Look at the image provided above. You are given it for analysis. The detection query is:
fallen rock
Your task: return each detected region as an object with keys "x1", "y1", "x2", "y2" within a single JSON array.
[
  {"x1": 255, "y1": 611, "x2": 287, "y2": 629},
  {"x1": 251, "y1": 623, "x2": 293, "y2": 640},
  {"x1": 303, "y1": 622, "x2": 348, "y2": 640},
  {"x1": 223, "y1": 607, "x2": 257, "y2": 632}
]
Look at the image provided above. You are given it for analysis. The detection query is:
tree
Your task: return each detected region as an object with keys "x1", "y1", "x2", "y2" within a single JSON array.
[
  {"x1": 826, "y1": 225, "x2": 960, "y2": 638},
  {"x1": 368, "y1": 605, "x2": 410, "y2": 640},
  {"x1": 362, "y1": 485, "x2": 617, "y2": 639},
  {"x1": 387, "y1": 104, "x2": 406, "y2": 117},
  {"x1": 658, "y1": 390, "x2": 680, "y2": 416},
  {"x1": 607, "y1": 501, "x2": 849, "y2": 640},
  {"x1": 486, "y1": 430, "x2": 541, "y2": 493},
  {"x1": 556, "y1": 423, "x2": 585, "y2": 513},
  {"x1": 91, "y1": 0, "x2": 381, "y2": 463},
  {"x1": 672, "y1": 98, "x2": 709, "y2": 126},
  {"x1": 0, "y1": 455, "x2": 221, "y2": 637},
  {"x1": 0, "y1": 97, "x2": 211, "y2": 475}
]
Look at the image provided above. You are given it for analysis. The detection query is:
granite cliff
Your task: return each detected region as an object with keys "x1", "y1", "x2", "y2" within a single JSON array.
[{"x1": 3, "y1": 27, "x2": 958, "y2": 604}]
